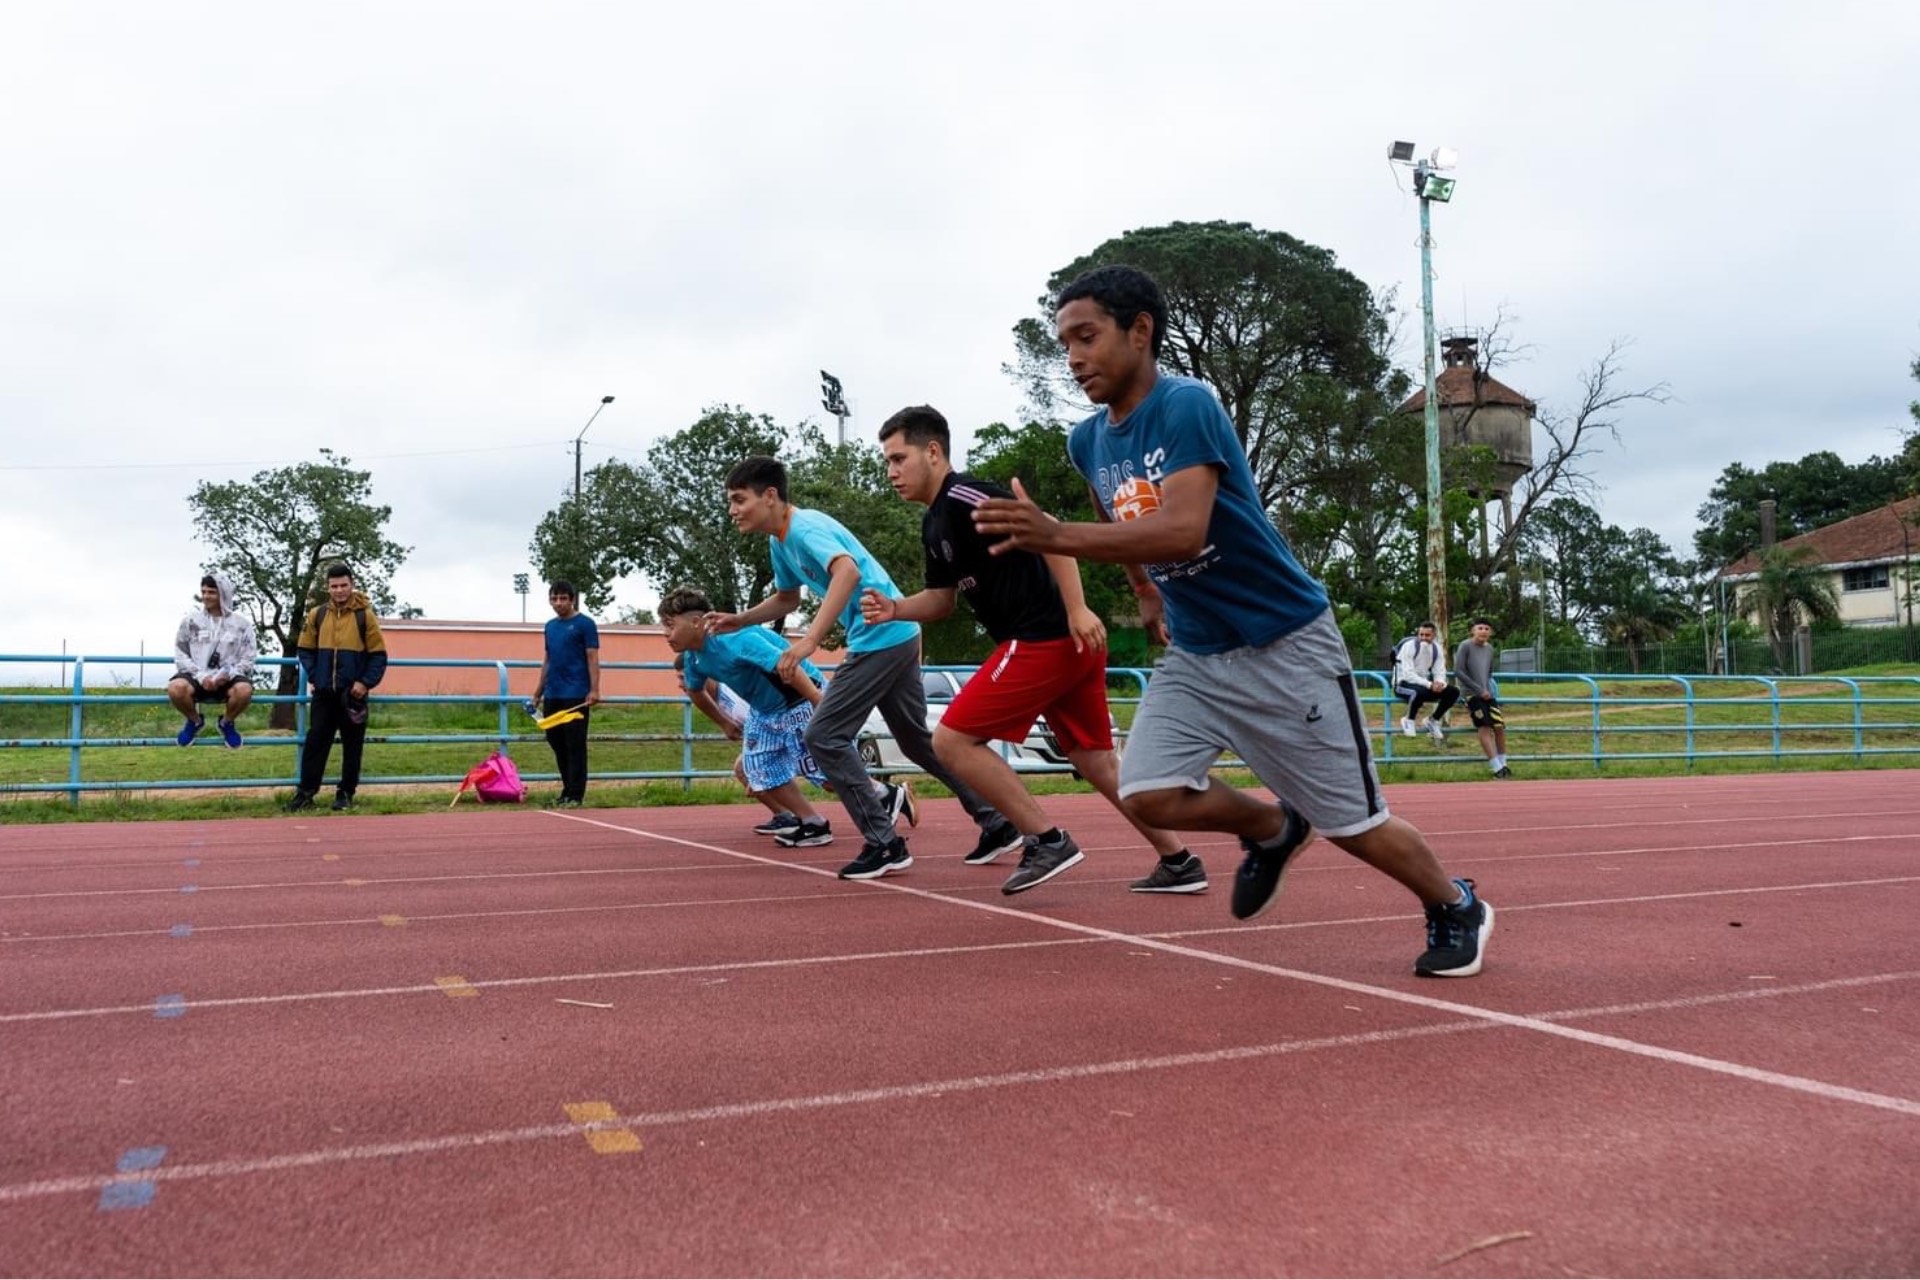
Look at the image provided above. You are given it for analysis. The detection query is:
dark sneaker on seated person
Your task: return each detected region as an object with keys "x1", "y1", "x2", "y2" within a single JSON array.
[
  {"x1": 1230, "y1": 803, "x2": 1314, "y2": 921},
  {"x1": 176, "y1": 716, "x2": 204, "y2": 747},
  {"x1": 218, "y1": 718, "x2": 243, "y2": 750}
]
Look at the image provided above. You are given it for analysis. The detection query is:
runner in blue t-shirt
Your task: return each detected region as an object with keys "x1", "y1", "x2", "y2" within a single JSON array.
[
  {"x1": 705, "y1": 456, "x2": 1019, "y2": 881},
  {"x1": 530, "y1": 580, "x2": 599, "y2": 808},
  {"x1": 972, "y1": 264, "x2": 1491, "y2": 977},
  {"x1": 662, "y1": 586, "x2": 835, "y2": 847}
]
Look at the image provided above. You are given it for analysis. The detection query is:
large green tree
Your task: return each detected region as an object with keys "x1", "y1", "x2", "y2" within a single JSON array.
[
  {"x1": 188, "y1": 450, "x2": 410, "y2": 728},
  {"x1": 531, "y1": 406, "x2": 786, "y2": 616},
  {"x1": 1694, "y1": 450, "x2": 1907, "y2": 569}
]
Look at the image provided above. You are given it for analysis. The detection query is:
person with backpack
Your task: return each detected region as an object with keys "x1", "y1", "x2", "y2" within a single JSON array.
[
  {"x1": 290, "y1": 562, "x2": 388, "y2": 811},
  {"x1": 1393, "y1": 621, "x2": 1458, "y2": 743}
]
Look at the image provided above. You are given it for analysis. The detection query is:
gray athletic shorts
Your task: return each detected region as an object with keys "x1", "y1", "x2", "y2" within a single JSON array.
[{"x1": 1118, "y1": 608, "x2": 1390, "y2": 839}]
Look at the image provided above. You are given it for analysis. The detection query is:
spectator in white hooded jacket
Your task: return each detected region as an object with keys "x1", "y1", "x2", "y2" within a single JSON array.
[{"x1": 168, "y1": 572, "x2": 257, "y2": 749}]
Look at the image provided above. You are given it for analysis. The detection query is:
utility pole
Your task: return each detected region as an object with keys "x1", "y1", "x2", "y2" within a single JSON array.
[
  {"x1": 1389, "y1": 141, "x2": 1459, "y2": 639},
  {"x1": 573, "y1": 395, "x2": 615, "y2": 501}
]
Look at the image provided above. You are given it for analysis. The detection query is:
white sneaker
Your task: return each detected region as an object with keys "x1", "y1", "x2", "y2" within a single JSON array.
[
  {"x1": 1400, "y1": 717, "x2": 1417, "y2": 738},
  {"x1": 1428, "y1": 720, "x2": 1446, "y2": 743}
]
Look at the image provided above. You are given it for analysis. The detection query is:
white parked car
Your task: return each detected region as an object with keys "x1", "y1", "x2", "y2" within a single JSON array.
[{"x1": 857, "y1": 667, "x2": 1115, "y2": 778}]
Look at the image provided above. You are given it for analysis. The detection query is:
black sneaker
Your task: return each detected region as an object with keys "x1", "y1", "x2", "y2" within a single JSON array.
[
  {"x1": 1130, "y1": 854, "x2": 1209, "y2": 894},
  {"x1": 838, "y1": 838, "x2": 912, "y2": 880},
  {"x1": 1230, "y1": 803, "x2": 1315, "y2": 921},
  {"x1": 1494, "y1": 766, "x2": 1513, "y2": 779},
  {"x1": 774, "y1": 818, "x2": 834, "y2": 848},
  {"x1": 963, "y1": 820, "x2": 1024, "y2": 866},
  {"x1": 754, "y1": 812, "x2": 801, "y2": 837},
  {"x1": 331, "y1": 790, "x2": 355, "y2": 811},
  {"x1": 885, "y1": 781, "x2": 919, "y2": 830},
  {"x1": 1416, "y1": 878, "x2": 1493, "y2": 978},
  {"x1": 1001, "y1": 832, "x2": 1084, "y2": 895},
  {"x1": 286, "y1": 790, "x2": 316, "y2": 812}
]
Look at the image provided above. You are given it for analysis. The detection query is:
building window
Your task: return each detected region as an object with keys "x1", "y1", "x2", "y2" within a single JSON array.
[{"x1": 1841, "y1": 566, "x2": 1890, "y2": 592}]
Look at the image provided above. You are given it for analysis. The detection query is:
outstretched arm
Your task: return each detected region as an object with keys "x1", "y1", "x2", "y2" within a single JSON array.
[{"x1": 971, "y1": 470, "x2": 1217, "y2": 565}]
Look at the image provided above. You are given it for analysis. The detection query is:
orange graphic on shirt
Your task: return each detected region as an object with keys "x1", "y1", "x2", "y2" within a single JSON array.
[{"x1": 1110, "y1": 477, "x2": 1162, "y2": 522}]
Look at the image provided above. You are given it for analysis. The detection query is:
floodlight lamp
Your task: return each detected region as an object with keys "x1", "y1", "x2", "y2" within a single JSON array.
[
  {"x1": 1430, "y1": 146, "x2": 1458, "y2": 170},
  {"x1": 1422, "y1": 175, "x2": 1458, "y2": 203},
  {"x1": 1388, "y1": 140, "x2": 1416, "y2": 163}
]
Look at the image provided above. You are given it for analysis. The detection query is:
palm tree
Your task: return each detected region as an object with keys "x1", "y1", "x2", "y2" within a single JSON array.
[
  {"x1": 1740, "y1": 548, "x2": 1841, "y2": 671},
  {"x1": 1599, "y1": 579, "x2": 1692, "y2": 672}
]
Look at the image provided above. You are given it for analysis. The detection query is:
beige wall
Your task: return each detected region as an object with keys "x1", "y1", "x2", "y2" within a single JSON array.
[{"x1": 372, "y1": 620, "x2": 844, "y2": 697}]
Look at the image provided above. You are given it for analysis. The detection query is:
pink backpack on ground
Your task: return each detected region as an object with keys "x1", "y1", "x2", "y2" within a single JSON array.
[{"x1": 452, "y1": 750, "x2": 527, "y2": 805}]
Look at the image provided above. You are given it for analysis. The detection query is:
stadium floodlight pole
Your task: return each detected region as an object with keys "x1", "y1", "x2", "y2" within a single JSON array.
[
  {"x1": 573, "y1": 395, "x2": 615, "y2": 502},
  {"x1": 513, "y1": 572, "x2": 531, "y2": 623},
  {"x1": 1390, "y1": 140, "x2": 1458, "y2": 638},
  {"x1": 820, "y1": 371, "x2": 850, "y2": 447}
]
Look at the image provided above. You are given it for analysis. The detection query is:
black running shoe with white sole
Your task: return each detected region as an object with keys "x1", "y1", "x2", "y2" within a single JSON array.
[
  {"x1": 1000, "y1": 833, "x2": 1084, "y2": 895},
  {"x1": 963, "y1": 820, "x2": 1024, "y2": 866},
  {"x1": 1416, "y1": 878, "x2": 1492, "y2": 977},
  {"x1": 885, "y1": 782, "x2": 919, "y2": 830},
  {"x1": 838, "y1": 838, "x2": 912, "y2": 880},
  {"x1": 774, "y1": 818, "x2": 833, "y2": 848},
  {"x1": 1229, "y1": 803, "x2": 1314, "y2": 920},
  {"x1": 1130, "y1": 854, "x2": 1208, "y2": 894}
]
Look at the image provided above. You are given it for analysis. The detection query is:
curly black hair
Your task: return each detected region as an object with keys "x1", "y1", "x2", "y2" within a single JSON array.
[{"x1": 1056, "y1": 264, "x2": 1166, "y2": 359}]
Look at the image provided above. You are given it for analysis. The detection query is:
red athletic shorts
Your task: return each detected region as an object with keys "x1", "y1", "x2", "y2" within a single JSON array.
[{"x1": 941, "y1": 637, "x2": 1113, "y2": 753}]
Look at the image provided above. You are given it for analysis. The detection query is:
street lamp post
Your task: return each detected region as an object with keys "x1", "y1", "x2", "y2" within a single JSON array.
[
  {"x1": 1390, "y1": 141, "x2": 1458, "y2": 640},
  {"x1": 573, "y1": 395, "x2": 615, "y2": 501}
]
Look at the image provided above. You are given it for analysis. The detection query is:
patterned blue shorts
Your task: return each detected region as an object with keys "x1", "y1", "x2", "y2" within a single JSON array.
[{"x1": 742, "y1": 701, "x2": 825, "y2": 792}]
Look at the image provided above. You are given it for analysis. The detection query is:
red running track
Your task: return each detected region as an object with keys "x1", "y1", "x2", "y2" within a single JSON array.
[{"x1": 1, "y1": 771, "x2": 1916, "y2": 1277}]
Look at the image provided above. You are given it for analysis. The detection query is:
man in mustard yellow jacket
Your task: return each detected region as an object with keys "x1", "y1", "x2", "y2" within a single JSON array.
[{"x1": 291, "y1": 563, "x2": 388, "y2": 811}]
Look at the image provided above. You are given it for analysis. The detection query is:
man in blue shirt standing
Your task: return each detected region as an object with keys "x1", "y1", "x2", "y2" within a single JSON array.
[
  {"x1": 709, "y1": 456, "x2": 1021, "y2": 881},
  {"x1": 531, "y1": 579, "x2": 599, "y2": 808},
  {"x1": 973, "y1": 265, "x2": 1491, "y2": 977}
]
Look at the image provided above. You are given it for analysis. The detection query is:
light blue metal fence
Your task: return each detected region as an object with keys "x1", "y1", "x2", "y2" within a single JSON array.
[{"x1": 3, "y1": 655, "x2": 1917, "y2": 806}]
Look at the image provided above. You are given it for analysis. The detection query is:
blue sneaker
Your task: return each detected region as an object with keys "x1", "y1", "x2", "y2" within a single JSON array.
[
  {"x1": 753, "y1": 812, "x2": 802, "y2": 836},
  {"x1": 176, "y1": 716, "x2": 203, "y2": 747},
  {"x1": 1416, "y1": 879, "x2": 1493, "y2": 978},
  {"x1": 217, "y1": 718, "x2": 243, "y2": 750}
]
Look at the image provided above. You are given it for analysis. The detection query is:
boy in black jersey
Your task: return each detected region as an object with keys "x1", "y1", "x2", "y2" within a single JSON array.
[{"x1": 861, "y1": 405, "x2": 1202, "y2": 896}]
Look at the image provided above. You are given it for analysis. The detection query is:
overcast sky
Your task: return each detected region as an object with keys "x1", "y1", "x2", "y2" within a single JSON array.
[{"x1": 4, "y1": 1, "x2": 1916, "y2": 676}]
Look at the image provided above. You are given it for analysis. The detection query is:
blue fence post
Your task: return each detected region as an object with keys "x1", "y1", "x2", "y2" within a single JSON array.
[
  {"x1": 1671, "y1": 675, "x2": 1696, "y2": 767},
  {"x1": 682, "y1": 703, "x2": 695, "y2": 792},
  {"x1": 495, "y1": 661, "x2": 511, "y2": 752},
  {"x1": 1766, "y1": 678, "x2": 1783, "y2": 760},
  {"x1": 1832, "y1": 677, "x2": 1863, "y2": 760},
  {"x1": 67, "y1": 656, "x2": 85, "y2": 808}
]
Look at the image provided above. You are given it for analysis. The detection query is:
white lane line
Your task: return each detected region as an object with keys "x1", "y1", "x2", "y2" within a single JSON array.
[
  {"x1": 545, "y1": 811, "x2": 1920, "y2": 1120},
  {"x1": 5, "y1": 969, "x2": 1918, "y2": 1206},
  {"x1": 7, "y1": 875, "x2": 1913, "y2": 1010},
  {"x1": 0, "y1": 859, "x2": 786, "y2": 902}
]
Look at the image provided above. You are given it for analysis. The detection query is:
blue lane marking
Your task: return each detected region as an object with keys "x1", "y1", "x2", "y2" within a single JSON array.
[
  {"x1": 98, "y1": 1146, "x2": 167, "y2": 1212},
  {"x1": 179, "y1": 884, "x2": 198, "y2": 895},
  {"x1": 182, "y1": 858, "x2": 200, "y2": 868},
  {"x1": 170, "y1": 924, "x2": 193, "y2": 939},
  {"x1": 154, "y1": 994, "x2": 187, "y2": 1019}
]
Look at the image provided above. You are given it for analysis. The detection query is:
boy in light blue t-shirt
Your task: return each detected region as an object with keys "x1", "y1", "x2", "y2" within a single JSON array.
[
  {"x1": 972, "y1": 265, "x2": 1492, "y2": 978},
  {"x1": 661, "y1": 586, "x2": 835, "y2": 847},
  {"x1": 706, "y1": 456, "x2": 1019, "y2": 881}
]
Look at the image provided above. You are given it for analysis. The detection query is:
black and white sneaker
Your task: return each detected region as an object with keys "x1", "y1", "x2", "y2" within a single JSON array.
[
  {"x1": 1493, "y1": 766, "x2": 1514, "y2": 779},
  {"x1": 963, "y1": 820, "x2": 1024, "y2": 866},
  {"x1": 286, "y1": 790, "x2": 316, "y2": 813},
  {"x1": 1000, "y1": 832, "x2": 1084, "y2": 895},
  {"x1": 1229, "y1": 803, "x2": 1315, "y2": 921},
  {"x1": 885, "y1": 781, "x2": 919, "y2": 829},
  {"x1": 754, "y1": 812, "x2": 801, "y2": 836},
  {"x1": 838, "y1": 838, "x2": 912, "y2": 880},
  {"x1": 1416, "y1": 878, "x2": 1493, "y2": 977},
  {"x1": 331, "y1": 790, "x2": 355, "y2": 812},
  {"x1": 1130, "y1": 854, "x2": 1208, "y2": 894},
  {"x1": 774, "y1": 818, "x2": 834, "y2": 848}
]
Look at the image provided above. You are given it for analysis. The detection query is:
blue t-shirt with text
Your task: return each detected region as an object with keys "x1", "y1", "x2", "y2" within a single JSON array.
[
  {"x1": 1067, "y1": 374, "x2": 1329, "y2": 654},
  {"x1": 542, "y1": 613, "x2": 600, "y2": 699},
  {"x1": 681, "y1": 626, "x2": 822, "y2": 717},
  {"x1": 769, "y1": 508, "x2": 918, "y2": 654}
]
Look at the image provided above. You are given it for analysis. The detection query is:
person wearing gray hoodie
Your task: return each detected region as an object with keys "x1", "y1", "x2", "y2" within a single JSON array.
[{"x1": 168, "y1": 572, "x2": 257, "y2": 749}]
